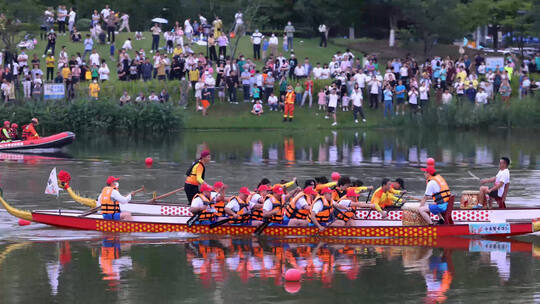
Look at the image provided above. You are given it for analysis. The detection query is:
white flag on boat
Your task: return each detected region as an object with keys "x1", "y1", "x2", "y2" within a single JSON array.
[{"x1": 45, "y1": 167, "x2": 61, "y2": 197}]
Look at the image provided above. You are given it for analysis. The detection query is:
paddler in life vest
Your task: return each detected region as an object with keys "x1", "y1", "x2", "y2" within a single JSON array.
[
  {"x1": 248, "y1": 184, "x2": 270, "y2": 226},
  {"x1": 189, "y1": 183, "x2": 217, "y2": 224},
  {"x1": 332, "y1": 176, "x2": 351, "y2": 201},
  {"x1": 371, "y1": 178, "x2": 406, "y2": 218},
  {"x1": 309, "y1": 187, "x2": 334, "y2": 231},
  {"x1": 211, "y1": 181, "x2": 227, "y2": 218},
  {"x1": 285, "y1": 186, "x2": 319, "y2": 227},
  {"x1": 184, "y1": 150, "x2": 211, "y2": 203},
  {"x1": 223, "y1": 187, "x2": 253, "y2": 224},
  {"x1": 332, "y1": 188, "x2": 373, "y2": 226},
  {"x1": 0, "y1": 121, "x2": 11, "y2": 142},
  {"x1": 98, "y1": 176, "x2": 134, "y2": 221},
  {"x1": 22, "y1": 118, "x2": 40, "y2": 140},
  {"x1": 262, "y1": 185, "x2": 285, "y2": 225},
  {"x1": 418, "y1": 166, "x2": 452, "y2": 225}
]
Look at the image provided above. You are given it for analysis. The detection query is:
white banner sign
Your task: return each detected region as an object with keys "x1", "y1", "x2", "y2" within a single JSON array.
[{"x1": 44, "y1": 84, "x2": 65, "y2": 100}]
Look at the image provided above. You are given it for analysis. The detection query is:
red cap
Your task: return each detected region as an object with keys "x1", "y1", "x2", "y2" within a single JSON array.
[
  {"x1": 200, "y1": 150, "x2": 211, "y2": 158},
  {"x1": 331, "y1": 172, "x2": 340, "y2": 181},
  {"x1": 320, "y1": 187, "x2": 332, "y2": 194},
  {"x1": 3, "y1": 121, "x2": 10, "y2": 127},
  {"x1": 304, "y1": 186, "x2": 317, "y2": 196},
  {"x1": 239, "y1": 187, "x2": 251, "y2": 196},
  {"x1": 346, "y1": 188, "x2": 359, "y2": 197},
  {"x1": 11, "y1": 123, "x2": 18, "y2": 128},
  {"x1": 272, "y1": 185, "x2": 284, "y2": 195},
  {"x1": 426, "y1": 157, "x2": 435, "y2": 166},
  {"x1": 258, "y1": 184, "x2": 271, "y2": 192},
  {"x1": 200, "y1": 183, "x2": 213, "y2": 192},
  {"x1": 31, "y1": 117, "x2": 39, "y2": 124},
  {"x1": 106, "y1": 176, "x2": 120, "y2": 185},
  {"x1": 421, "y1": 166, "x2": 436, "y2": 175},
  {"x1": 213, "y1": 181, "x2": 224, "y2": 189}
]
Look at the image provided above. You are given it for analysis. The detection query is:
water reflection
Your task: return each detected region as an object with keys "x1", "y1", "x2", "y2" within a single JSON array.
[{"x1": 0, "y1": 236, "x2": 539, "y2": 303}]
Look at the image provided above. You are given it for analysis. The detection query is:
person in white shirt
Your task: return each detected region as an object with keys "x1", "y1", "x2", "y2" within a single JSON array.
[
  {"x1": 268, "y1": 34, "x2": 278, "y2": 56},
  {"x1": 198, "y1": 14, "x2": 207, "y2": 25},
  {"x1": 351, "y1": 86, "x2": 366, "y2": 123},
  {"x1": 89, "y1": 49, "x2": 100, "y2": 66},
  {"x1": 122, "y1": 38, "x2": 133, "y2": 50},
  {"x1": 98, "y1": 63, "x2": 110, "y2": 81},
  {"x1": 118, "y1": 13, "x2": 130, "y2": 32},
  {"x1": 475, "y1": 88, "x2": 488, "y2": 105},
  {"x1": 286, "y1": 186, "x2": 319, "y2": 227},
  {"x1": 312, "y1": 63, "x2": 323, "y2": 79},
  {"x1": 318, "y1": 24, "x2": 327, "y2": 47},
  {"x1": 100, "y1": 5, "x2": 111, "y2": 20},
  {"x1": 251, "y1": 29, "x2": 263, "y2": 60},
  {"x1": 326, "y1": 89, "x2": 339, "y2": 126},
  {"x1": 294, "y1": 64, "x2": 305, "y2": 79},
  {"x1": 478, "y1": 157, "x2": 511, "y2": 208},
  {"x1": 184, "y1": 19, "x2": 193, "y2": 44},
  {"x1": 251, "y1": 100, "x2": 264, "y2": 116},
  {"x1": 234, "y1": 12, "x2": 244, "y2": 35},
  {"x1": 97, "y1": 176, "x2": 137, "y2": 221},
  {"x1": 441, "y1": 89, "x2": 452, "y2": 104},
  {"x1": 68, "y1": 7, "x2": 76, "y2": 33},
  {"x1": 368, "y1": 76, "x2": 381, "y2": 109},
  {"x1": 222, "y1": 187, "x2": 253, "y2": 223},
  {"x1": 408, "y1": 87, "x2": 419, "y2": 113},
  {"x1": 320, "y1": 64, "x2": 330, "y2": 79},
  {"x1": 189, "y1": 184, "x2": 216, "y2": 220}
]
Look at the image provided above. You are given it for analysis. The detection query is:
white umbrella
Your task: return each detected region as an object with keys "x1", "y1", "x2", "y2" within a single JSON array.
[{"x1": 151, "y1": 18, "x2": 168, "y2": 24}]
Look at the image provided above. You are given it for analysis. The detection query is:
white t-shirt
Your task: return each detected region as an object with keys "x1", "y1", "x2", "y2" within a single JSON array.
[
  {"x1": 408, "y1": 91, "x2": 418, "y2": 105},
  {"x1": 269, "y1": 36, "x2": 278, "y2": 45},
  {"x1": 190, "y1": 196, "x2": 206, "y2": 208},
  {"x1": 69, "y1": 11, "x2": 76, "y2": 23},
  {"x1": 263, "y1": 198, "x2": 275, "y2": 211},
  {"x1": 101, "y1": 8, "x2": 110, "y2": 18},
  {"x1": 369, "y1": 80, "x2": 379, "y2": 94},
  {"x1": 235, "y1": 13, "x2": 243, "y2": 24},
  {"x1": 425, "y1": 180, "x2": 441, "y2": 197},
  {"x1": 98, "y1": 66, "x2": 109, "y2": 80},
  {"x1": 311, "y1": 199, "x2": 324, "y2": 214},
  {"x1": 295, "y1": 197, "x2": 309, "y2": 210},
  {"x1": 475, "y1": 92, "x2": 488, "y2": 104},
  {"x1": 328, "y1": 93, "x2": 339, "y2": 107},
  {"x1": 225, "y1": 197, "x2": 248, "y2": 212},
  {"x1": 253, "y1": 103, "x2": 263, "y2": 112},
  {"x1": 250, "y1": 193, "x2": 262, "y2": 206},
  {"x1": 251, "y1": 32, "x2": 263, "y2": 45},
  {"x1": 89, "y1": 53, "x2": 100, "y2": 66},
  {"x1": 268, "y1": 95, "x2": 278, "y2": 105},
  {"x1": 122, "y1": 40, "x2": 132, "y2": 50},
  {"x1": 312, "y1": 67, "x2": 323, "y2": 79},
  {"x1": 495, "y1": 169, "x2": 510, "y2": 197},
  {"x1": 351, "y1": 90, "x2": 363, "y2": 107}
]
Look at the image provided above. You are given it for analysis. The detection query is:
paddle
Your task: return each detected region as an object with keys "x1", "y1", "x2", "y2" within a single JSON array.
[
  {"x1": 210, "y1": 218, "x2": 230, "y2": 228},
  {"x1": 254, "y1": 219, "x2": 270, "y2": 236},
  {"x1": 468, "y1": 171, "x2": 480, "y2": 180},
  {"x1": 187, "y1": 213, "x2": 200, "y2": 227},
  {"x1": 80, "y1": 186, "x2": 145, "y2": 218},
  {"x1": 147, "y1": 187, "x2": 184, "y2": 203}
]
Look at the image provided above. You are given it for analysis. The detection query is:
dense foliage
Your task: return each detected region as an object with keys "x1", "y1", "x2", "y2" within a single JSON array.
[{"x1": 0, "y1": 99, "x2": 183, "y2": 133}]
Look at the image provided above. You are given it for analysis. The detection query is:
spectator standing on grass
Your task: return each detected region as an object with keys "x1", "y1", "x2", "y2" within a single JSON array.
[
  {"x1": 106, "y1": 12, "x2": 117, "y2": 43},
  {"x1": 234, "y1": 11, "x2": 244, "y2": 36},
  {"x1": 251, "y1": 30, "x2": 263, "y2": 60},
  {"x1": 475, "y1": 88, "x2": 488, "y2": 105},
  {"x1": 141, "y1": 58, "x2": 152, "y2": 82},
  {"x1": 269, "y1": 34, "x2": 278, "y2": 57},
  {"x1": 351, "y1": 86, "x2": 366, "y2": 123},
  {"x1": 284, "y1": 21, "x2": 295, "y2": 51},
  {"x1": 217, "y1": 32, "x2": 228, "y2": 57},
  {"x1": 499, "y1": 79, "x2": 512, "y2": 104},
  {"x1": 118, "y1": 13, "x2": 130, "y2": 32},
  {"x1": 89, "y1": 79, "x2": 100, "y2": 100},
  {"x1": 302, "y1": 76, "x2": 313, "y2": 107},
  {"x1": 45, "y1": 52, "x2": 55, "y2": 81},
  {"x1": 294, "y1": 82, "x2": 304, "y2": 105},
  {"x1": 98, "y1": 62, "x2": 110, "y2": 82},
  {"x1": 465, "y1": 84, "x2": 476, "y2": 104},
  {"x1": 43, "y1": 30, "x2": 57, "y2": 57},
  {"x1": 57, "y1": 5, "x2": 67, "y2": 35},
  {"x1": 226, "y1": 71, "x2": 239, "y2": 104},
  {"x1": 318, "y1": 24, "x2": 327, "y2": 48},
  {"x1": 368, "y1": 75, "x2": 380, "y2": 109},
  {"x1": 264, "y1": 73, "x2": 275, "y2": 102},
  {"x1": 395, "y1": 80, "x2": 406, "y2": 115},
  {"x1": 442, "y1": 89, "x2": 452, "y2": 105},
  {"x1": 419, "y1": 81, "x2": 429, "y2": 109},
  {"x1": 32, "y1": 75, "x2": 43, "y2": 100},
  {"x1": 179, "y1": 77, "x2": 190, "y2": 106},
  {"x1": 68, "y1": 7, "x2": 76, "y2": 33},
  {"x1": 241, "y1": 68, "x2": 251, "y2": 102},
  {"x1": 383, "y1": 84, "x2": 393, "y2": 118},
  {"x1": 151, "y1": 23, "x2": 161, "y2": 53},
  {"x1": 408, "y1": 86, "x2": 419, "y2": 113},
  {"x1": 326, "y1": 89, "x2": 339, "y2": 126}
]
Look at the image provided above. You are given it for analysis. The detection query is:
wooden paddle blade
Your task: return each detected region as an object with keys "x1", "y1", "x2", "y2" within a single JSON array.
[
  {"x1": 79, "y1": 206, "x2": 100, "y2": 217},
  {"x1": 210, "y1": 219, "x2": 230, "y2": 229},
  {"x1": 254, "y1": 221, "x2": 270, "y2": 236},
  {"x1": 187, "y1": 214, "x2": 200, "y2": 227}
]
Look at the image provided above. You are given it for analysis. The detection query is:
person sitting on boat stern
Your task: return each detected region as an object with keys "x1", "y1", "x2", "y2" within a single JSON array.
[
  {"x1": 418, "y1": 166, "x2": 452, "y2": 225},
  {"x1": 99, "y1": 176, "x2": 134, "y2": 221},
  {"x1": 308, "y1": 187, "x2": 334, "y2": 230},
  {"x1": 371, "y1": 178, "x2": 406, "y2": 217},
  {"x1": 22, "y1": 118, "x2": 40, "y2": 140},
  {"x1": 332, "y1": 188, "x2": 373, "y2": 227},
  {"x1": 9, "y1": 123, "x2": 19, "y2": 140},
  {"x1": 478, "y1": 157, "x2": 510, "y2": 209},
  {"x1": 184, "y1": 150, "x2": 211, "y2": 203},
  {"x1": 189, "y1": 183, "x2": 218, "y2": 224},
  {"x1": 223, "y1": 187, "x2": 252, "y2": 224},
  {"x1": 1, "y1": 121, "x2": 11, "y2": 143},
  {"x1": 248, "y1": 184, "x2": 270, "y2": 226},
  {"x1": 285, "y1": 186, "x2": 319, "y2": 227}
]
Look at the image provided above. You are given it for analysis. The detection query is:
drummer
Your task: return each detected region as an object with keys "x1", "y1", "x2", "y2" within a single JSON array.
[
  {"x1": 478, "y1": 157, "x2": 510, "y2": 208},
  {"x1": 418, "y1": 166, "x2": 452, "y2": 225}
]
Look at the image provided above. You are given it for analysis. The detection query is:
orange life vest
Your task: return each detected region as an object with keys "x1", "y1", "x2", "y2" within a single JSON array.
[
  {"x1": 185, "y1": 161, "x2": 205, "y2": 185},
  {"x1": 193, "y1": 193, "x2": 216, "y2": 221},
  {"x1": 285, "y1": 192, "x2": 311, "y2": 220},
  {"x1": 227, "y1": 196, "x2": 251, "y2": 224},
  {"x1": 248, "y1": 193, "x2": 264, "y2": 221},
  {"x1": 332, "y1": 188, "x2": 347, "y2": 202},
  {"x1": 309, "y1": 195, "x2": 332, "y2": 223},
  {"x1": 212, "y1": 192, "x2": 226, "y2": 217},
  {"x1": 285, "y1": 91, "x2": 295, "y2": 104},
  {"x1": 428, "y1": 175, "x2": 451, "y2": 203},
  {"x1": 100, "y1": 186, "x2": 120, "y2": 214},
  {"x1": 334, "y1": 197, "x2": 356, "y2": 222},
  {"x1": 265, "y1": 194, "x2": 283, "y2": 223},
  {"x1": 21, "y1": 124, "x2": 39, "y2": 140}
]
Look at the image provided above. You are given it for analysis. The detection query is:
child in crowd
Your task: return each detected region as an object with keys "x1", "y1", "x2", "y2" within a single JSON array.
[
  {"x1": 268, "y1": 92, "x2": 278, "y2": 111},
  {"x1": 135, "y1": 31, "x2": 143, "y2": 40},
  {"x1": 251, "y1": 100, "x2": 264, "y2": 116},
  {"x1": 341, "y1": 92, "x2": 350, "y2": 112},
  {"x1": 318, "y1": 88, "x2": 326, "y2": 110}
]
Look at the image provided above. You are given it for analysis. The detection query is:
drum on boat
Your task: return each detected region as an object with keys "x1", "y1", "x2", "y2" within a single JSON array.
[
  {"x1": 401, "y1": 210, "x2": 428, "y2": 226},
  {"x1": 460, "y1": 190, "x2": 480, "y2": 209}
]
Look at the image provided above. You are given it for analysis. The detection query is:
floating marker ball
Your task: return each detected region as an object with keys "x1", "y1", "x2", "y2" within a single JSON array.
[
  {"x1": 284, "y1": 268, "x2": 301, "y2": 281},
  {"x1": 284, "y1": 281, "x2": 301, "y2": 294},
  {"x1": 145, "y1": 157, "x2": 153, "y2": 166},
  {"x1": 18, "y1": 219, "x2": 31, "y2": 226}
]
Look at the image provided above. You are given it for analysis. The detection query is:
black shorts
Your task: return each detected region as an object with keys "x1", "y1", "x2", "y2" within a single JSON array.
[
  {"x1": 327, "y1": 106, "x2": 335, "y2": 113},
  {"x1": 396, "y1": 97, "x2": 405, "y2": 105},
  {"x1": 488, "y1": 190, "x2": 500, "y2": 199}
]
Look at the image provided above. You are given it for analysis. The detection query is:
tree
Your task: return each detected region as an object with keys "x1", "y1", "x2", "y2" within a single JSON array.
[{"x1": 394, "y1": 0, "x2": 465, "y2": 55}]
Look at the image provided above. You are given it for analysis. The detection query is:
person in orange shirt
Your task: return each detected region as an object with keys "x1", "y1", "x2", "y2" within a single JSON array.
[
  {"x1": 22, "y1": 118, "x2": 40, "y2": 140},
  {"x1": 283, "y1": 85, "x2": 295, "y2": 122}
]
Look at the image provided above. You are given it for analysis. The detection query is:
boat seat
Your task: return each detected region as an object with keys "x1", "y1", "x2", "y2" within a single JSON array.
[
  {"x1": 494, "y1": 183, "x2": 509, "y2": 208},
  {"x1": 440, "y1": 195, "x2": 455, "y2": 225}
]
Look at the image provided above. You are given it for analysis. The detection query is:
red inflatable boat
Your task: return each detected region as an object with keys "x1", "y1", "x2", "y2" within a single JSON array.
[{"x1": 0, "y1": 132, "x2": 75, "y2": 151}]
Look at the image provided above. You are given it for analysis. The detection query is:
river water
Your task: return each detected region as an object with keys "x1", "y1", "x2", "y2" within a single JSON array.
[{"x1": 0, "y1": 129, "x2": 539, "y2": 303}]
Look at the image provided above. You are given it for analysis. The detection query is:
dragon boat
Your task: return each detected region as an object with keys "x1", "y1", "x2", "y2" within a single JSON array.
[{"x1": 2, "y1": 189, "x2": 539, "y2": 238}]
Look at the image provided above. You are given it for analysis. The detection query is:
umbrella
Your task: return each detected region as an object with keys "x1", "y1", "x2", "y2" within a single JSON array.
[{"x1": 151, "y1": 18, "x2": 168, "y2": 24}]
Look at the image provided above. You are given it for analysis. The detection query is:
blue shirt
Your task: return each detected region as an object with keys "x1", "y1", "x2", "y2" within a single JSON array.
[
  {"x1": 392, "y1": 62, "x2": 401, "y2": 73},
  {"x1": 395, "y1": 85, "x2": 406, "y2": 98},
  {"x1": 384, "y1": 89, "x2": 393, "y2": 101}
]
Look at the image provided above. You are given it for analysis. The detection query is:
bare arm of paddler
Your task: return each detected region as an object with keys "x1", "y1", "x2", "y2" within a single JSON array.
[
  {"x1": 369, "y1": 195, "x2": 388, "y2": 218},
  {"x1": 283, "y1": 187, "x2": 302, "y2": 203},
  {"x1": 350, "y1": 186, "x2": 374, "y2": 193},
  {"x1": 224, "y1": 198, "x2": 241, "y2": 219},
  {"x1": 262, "y1": 198, "x2": 279, "y2": 218}
]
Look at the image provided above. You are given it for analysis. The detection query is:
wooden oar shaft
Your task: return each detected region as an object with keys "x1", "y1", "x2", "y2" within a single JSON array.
[{"x1": 153, "y1": 187, "x2": 184, "y2": 201}]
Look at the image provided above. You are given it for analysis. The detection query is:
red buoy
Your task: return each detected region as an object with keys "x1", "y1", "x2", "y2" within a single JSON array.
[
  {"x1": 284, "y1": 281, "x2": 301, "y2": 294},
  {"x1": 426, "y1": 157, "x2": 435, "y2": 167},
  {"x1": 18, "y1": 219, "x2": 31, "y2": 226},
  {"x1": 284, "y1": 268, "x2": 301, "y2": 281},
  {"x1": 331, "y1": 172, "x2": 340, "y2": 181},
  {"x1": 145, "y1": 157, "x2": 153, "y2": 166}
]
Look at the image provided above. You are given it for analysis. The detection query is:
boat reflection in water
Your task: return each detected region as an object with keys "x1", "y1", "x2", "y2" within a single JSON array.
[{"x1": 98, "y1": 237, "x2": 133, "y2": 290}]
